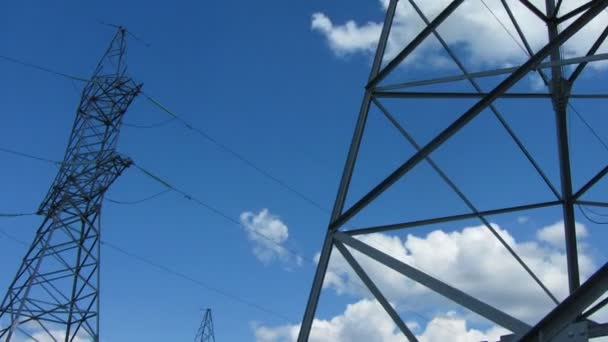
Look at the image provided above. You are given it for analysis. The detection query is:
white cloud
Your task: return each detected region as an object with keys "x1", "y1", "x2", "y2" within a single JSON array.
[
  {"x1": 240, "y1": 209, "x2": 302, "y2": 267},
  {"x1": 516, "y1": 216, "x2": 529, "y2": 224},
  {"x1": 312, "y1": 1, "x2": 608, "y2": 70},
  {"x1": 536, "y1": 220, "x2": 588, "y2": 249},
  {"x1": 417, "y1": 312, "x2": 510, "y2": 342},
  {"x1": 311, "y1": 13, "x2": 382, "y2": 56},
  {"x1": 321, "y1": 222, "x2": 595, "y2": 323},
  {"x1": 1, "y1": 326, "x2": 90, "y2": 342},
  {"x1": 29, "y1": 330, "x2": 89, "y2": 342},
  {"x1": 257, "y1": 222, "x2": 607, "y2": 341},
  {"x1": 254, "y1": 299, "x2": 510, "y2": 342}
]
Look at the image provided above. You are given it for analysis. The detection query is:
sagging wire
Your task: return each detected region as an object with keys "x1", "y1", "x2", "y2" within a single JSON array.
[
  {"x1": 105, "y1": 189, "x2": 172, "y2": 205},
  {"x1": 578, "y1": 204, "x2": 608, "y2": 224}
]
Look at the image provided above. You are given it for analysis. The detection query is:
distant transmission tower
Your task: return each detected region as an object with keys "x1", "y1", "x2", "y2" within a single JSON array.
[
  {"x1": 194, "y1": 309, "x2": 216, "y2": 342},
  {"x1": 0, "y1": 27, "x2": 141, "y2": 341},
  {"x1": 299, "y1": 1, "x2": 608, "y2": 341}
]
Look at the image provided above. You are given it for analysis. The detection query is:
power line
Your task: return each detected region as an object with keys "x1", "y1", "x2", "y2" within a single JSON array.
[
  {"x1": 0, "y1": 144, "x2": 310, "y2": 263},
  {"x1": 582, "y1": 204, "x2": 608, "y2": 217},
  {"x1": 569, "y1": 104, "x2": 608, "y2": 153},
  {"x1": 0, "y1": 145, "x2": 170, "y2": 206},
  {"x1": 0, "y1": 226, "x2": 295, "y2": 322},
  {"x1": 0, "y1": 227, "x2": 28, "y2": 246},
  {"x1": 0, "y1": 147, "x2": 60, "y2": 166},
  {"x1": 101, "y1": 241, "x2": 295, "y2": 322},
  {"x1": 3, "y1": 225, "x2": 435, "y2": 330},
  {"x1": 0, "y1": 149, "x2": 445, "y2": 334},
  {"x1": 0, "y1": 54, "x2": 88, "y2": 82},
  {"x1": 0, "y1": 40, "x2": 471, "y2": 337},
  {"x1": 479, "y1": 0, "x2": 529, "y2": 56},
  {"x1": 0, "y1": 221, "x2": 438, "y2": 333},
  {"x1": 141, "y1": 92, "x2": 330, "y2": 214},
  {"x1": 577, "y1": 204, "x2": 608, "y2": 225},
  {"x1": 0, "y1": 54, "x2": 331, "y2": 216},
  {"x1": 0, "y1": 212, "x2": 37, "y2": 218},
  {"x1": 105, "y1": 189, "x2": 172, "y2": 205},
  {"x1": 131, "y1": 161, "x2": 311, "y2": 264},
  {"x1": 1, "y1": 53, "x2": 176, "y2": 131},
  {"x1": 0, "y1": 144, "x2": 422, "y2": 299},
  {"x1": 123, "y1": 117, "x2": 176, "y2": 129},
  {"x1": 0, "y1": 146, "x2": 111, "y2": 168}
]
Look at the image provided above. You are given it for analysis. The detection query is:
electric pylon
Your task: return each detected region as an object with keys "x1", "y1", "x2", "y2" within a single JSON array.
[
  {"x1": 0, "y1": 27, "x2": 141, "y2": 341},
  {"x1": 194, "y1": 309, "x2": 216, "y2": 342},
  {"x1": 299, "y1": 1, "x2": 608, "y2": 341}
]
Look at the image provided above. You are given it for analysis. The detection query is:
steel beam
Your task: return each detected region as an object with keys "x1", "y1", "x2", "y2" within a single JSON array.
[
  {"x1": 577, "y1": 200, "x2": 608, "y2": 208},
  {"x1": 331, "y1": 2, "x2": 608, "y2": 231},
  {"x1": 346, "y1": 201, "x2": 561, "y2": 236},
  {"x1": 546, "y1": 0, "x2": 581, "y2": 293},
  {"x1": 334, "y1": 242, "x2": 418, "y2": 341},
  {"x1": 335, "y1": 232, "x2": 531, "y2": 334},
  {"x1": 520, "y1": 0, "x2": 548, "y2": 21},
  {"x1": 558, "y1": 0, "x2": 598, "y2": 23},
  {"x1": 372, "y1": 98, "x2": 558, "y2": 303},
  {"x1": 367, "y1": 0, "x2": 464, "y2": 89},
  {"x1": 570, "y1": 25, "x2": 608, "y2": 83},
  {"x1": 373, "y1": 91, "x2": 608, "y2": 99},
  {"x1": 589, "y1": 323, "x2": 608, "y2": 338},
  {"x1": 407, "y1": 0, "x2": 561, "y2": 201},
  {"x1": 582, "y1": 296, "x2": 608, "y2": 319},
  {"x1": 573, "y1": 166, "x2": 608, "y2": 200},
  {"x1": 376, "y1": 53, "x2": 608, "y2": 91},
  {"x1": 297, "y1": 1, "x2": 399, "y2": 340},
  {"x1": 373, "y1": 91, "x2": 553, "y2": 99},
  {"x1": 520, "y1": 263, "x2": 608, "y2": 341}
]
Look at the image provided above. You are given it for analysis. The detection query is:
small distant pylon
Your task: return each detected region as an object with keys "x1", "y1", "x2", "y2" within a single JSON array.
[{"x1": 194, "y1": 309, "x2": 215, "y2": 342}]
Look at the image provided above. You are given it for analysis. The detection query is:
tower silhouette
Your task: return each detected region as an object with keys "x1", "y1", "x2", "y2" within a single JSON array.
[
  {"x1": 0, "y1": 27, "x2": 141, "y2": 341},
  {"x1": 194, "y1": 309, "x2": 216, "y2": 342},
  {"x1": 299, "y1": 0, "x2": 608, "y2": 341}
]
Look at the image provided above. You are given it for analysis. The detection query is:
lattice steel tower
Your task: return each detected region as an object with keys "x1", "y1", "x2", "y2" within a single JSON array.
[
  {"x1": 299, "y1": 0, "x2": 608, "y2": 341},
  {"x1": 194, "y1": 309, "x2": 216, "y2": 342},
  {"x1": 0, "y1": 27, "x2": 141, "y2": 341}
]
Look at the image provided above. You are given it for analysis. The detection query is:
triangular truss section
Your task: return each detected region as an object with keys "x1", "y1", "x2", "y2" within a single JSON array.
[
  {"x1": 299, "y1": 1, "x2": 608, "y2": 341},
  {"x1": 194, "y1": 309, "x2": 216, "y2": 342}
]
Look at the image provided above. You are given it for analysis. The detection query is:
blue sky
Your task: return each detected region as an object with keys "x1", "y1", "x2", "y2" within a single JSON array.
[{"x1": 1, "y1": 1, "x2": 608, "y2": 341}]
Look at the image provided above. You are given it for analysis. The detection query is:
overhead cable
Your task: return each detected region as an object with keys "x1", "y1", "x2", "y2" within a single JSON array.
[
  {"x1": 578, "y1": 204, "x2": 608, "y2": 224},
  {"x1": 105, "y1": 189, "x2": 172, "y2": 205},
  {"x1": 131, "y1": 161, "x2": 311, "y2": 264},
  {"x1": 0, "y1": 54, "x2": 331, "y2": 215},
  {"x1": 101, "y1": 240, "x2": 294, "y2": 321},
  {"x1": 0, "y1": 225, "x2": 294, "y2": 322},
  {"x1": 141, "y1": 92, "x2": 329, "y2": 214}
]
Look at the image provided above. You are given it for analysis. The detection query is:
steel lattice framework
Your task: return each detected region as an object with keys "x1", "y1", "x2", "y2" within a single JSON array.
[
  {"x1": 299, "y1": 0, "x2": 608, "y2": 341},
  {"x1": 194, "y1": 309, "x2": 216, "y2": 342},
  {"x1": 0, "y1": 28, "x2": 141, "y2": 341}
]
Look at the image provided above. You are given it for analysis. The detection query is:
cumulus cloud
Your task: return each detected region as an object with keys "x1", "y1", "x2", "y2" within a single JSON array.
[
  {"x1": 1, "y1": 326, "x2": 89, "y2": 342},
  {"x1": 311, "y1": 0, "x2": 608, "y2": 70},
  {"x1": 536, "y1": 220, "x2": 588, "y2": 249},
  {"x1": 321, "y1": 221, "x2": 595, "y2": 323},
  {"x1": 30, "y1": 330, "x2": 89, "y2": 342},
  {"x1": 254, "y1": 299, "x2": 510, "y2": 342},
  {"x1": 256, "y1": 222, "x2": 608, "y2": 341},
  {"x1": 311, "y1": 13, "x2": 382, "y2": 56},
  {"x1": 417, "y1": 313, "x2": 510, "y2": 342},
  {"x1": 240, "y1": 209, "x2": 302, "y2": 267}
]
